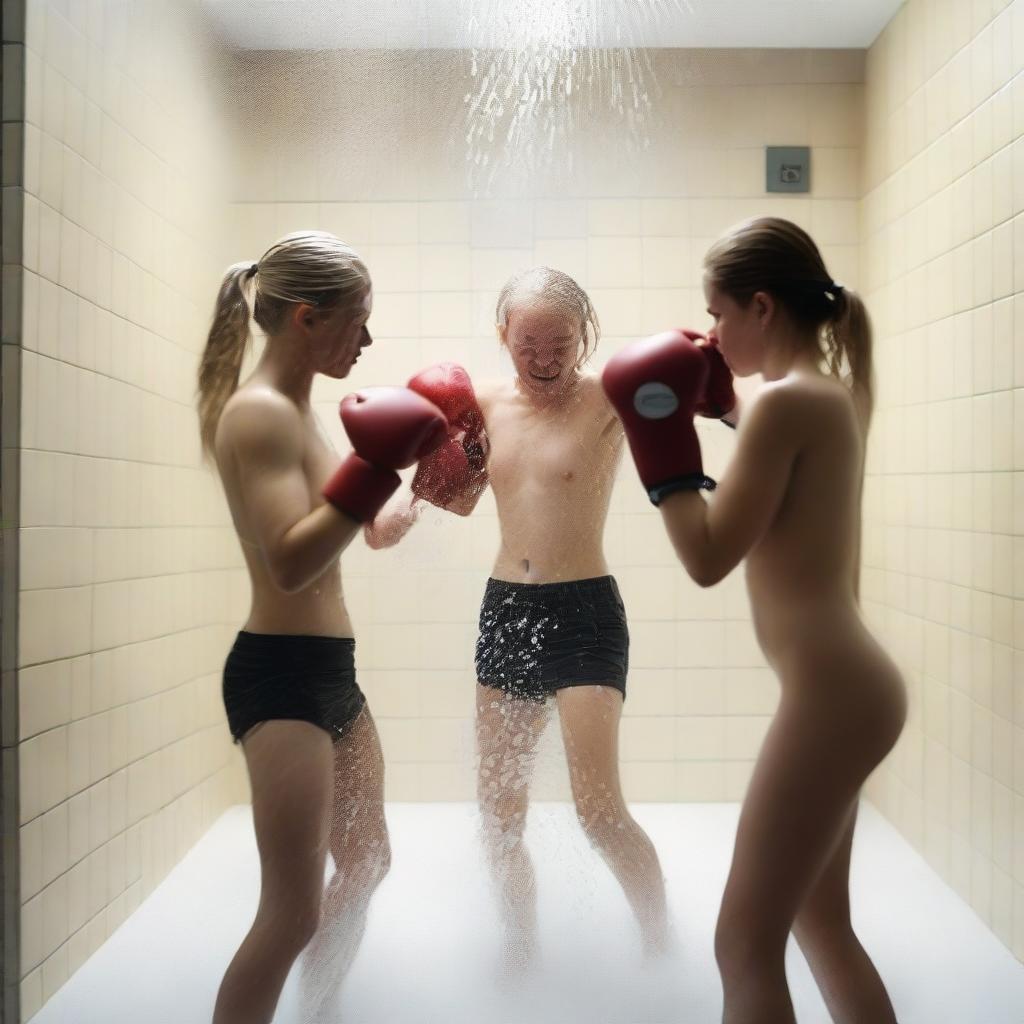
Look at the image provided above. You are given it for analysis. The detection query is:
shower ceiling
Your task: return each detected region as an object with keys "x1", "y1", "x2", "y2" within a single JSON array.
[{"x1": 200, "y1": 0, "x2": 905, "y2": 50}]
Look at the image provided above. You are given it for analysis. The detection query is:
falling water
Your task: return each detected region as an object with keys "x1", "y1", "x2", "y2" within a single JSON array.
[{"x1": 463, "y1": 0, "x2": 690, "y2": 194}]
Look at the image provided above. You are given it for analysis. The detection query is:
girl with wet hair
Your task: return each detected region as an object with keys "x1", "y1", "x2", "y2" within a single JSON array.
[
  {"x1": 494, "y1": 265, "x2": 602, "y2": 371},
  {"x1": 199, "y1": 230, "x2": 447, "y2": 1023},
  {"x1": 367, "y1": 265, "x2": 721, "y2": 970},
  {"x1": 603, "y1": 217, "x2": 904, "y2": 1023}
]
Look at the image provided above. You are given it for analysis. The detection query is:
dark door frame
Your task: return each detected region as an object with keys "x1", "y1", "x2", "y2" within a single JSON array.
[{"x1": 1, "y1": 2, "x2": 25, "y2": 1022}]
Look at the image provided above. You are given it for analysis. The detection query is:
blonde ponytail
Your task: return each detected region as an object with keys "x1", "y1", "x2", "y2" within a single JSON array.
[
  {"x1": 196, "y1": 231, "x2": 370, "y2": 457},
  {"x1": 198, "y1": 262, "x2": 256, "y2": 456}
]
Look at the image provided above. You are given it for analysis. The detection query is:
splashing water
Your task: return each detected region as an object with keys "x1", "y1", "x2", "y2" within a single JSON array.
[{"x1": 463, "y1": 0, "x2": 690, "y2": 194}]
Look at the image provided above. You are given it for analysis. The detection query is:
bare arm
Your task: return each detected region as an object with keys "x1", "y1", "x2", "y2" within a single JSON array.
[
  {"x1": 658, "y1": 385, "x2": 802, "y2": 587},
  {"x1": 363, "y1": 488, "x2": 422, "y2": 549},
  {"x1": 223, "y1": 394, "x2": 361, "y2": 593},
  {"x1": 362, "y1": 462, "x2": 489, "y2": 549}
]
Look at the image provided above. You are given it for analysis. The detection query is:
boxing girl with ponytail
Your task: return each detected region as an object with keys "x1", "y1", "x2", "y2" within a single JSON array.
[
  {"x1": 199, "y1": 231, "x2": 447, "y2": 1024},
  {"x1": 603, "y1": 217, "x2": 905, "y2": 1024}
]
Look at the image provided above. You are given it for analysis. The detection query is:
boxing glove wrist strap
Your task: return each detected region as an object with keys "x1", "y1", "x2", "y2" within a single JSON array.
[{"x1": 647, "y1": 473, "x2": 717, "y2": 506}]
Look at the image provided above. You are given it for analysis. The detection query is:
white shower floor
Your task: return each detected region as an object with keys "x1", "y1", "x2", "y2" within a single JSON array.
[{"x1": 30, "y1": 801, "x2": 1024, "y2": 1024}]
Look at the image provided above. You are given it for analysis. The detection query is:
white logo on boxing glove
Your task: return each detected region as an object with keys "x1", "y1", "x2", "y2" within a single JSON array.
[{"x1": 634, "y1": 382, "x2": 678, "y2": 420}]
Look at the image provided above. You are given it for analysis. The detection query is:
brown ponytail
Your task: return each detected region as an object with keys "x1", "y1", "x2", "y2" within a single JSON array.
[
  {"x1": 704, "y1": 217, "x2": 874, "y2": 420},
  {"x1": 824, "y1": 287, "x2": 874, "y2": 421},
  {"x1": 198, "y1": 262, "x2": 256, "y2": 456}
]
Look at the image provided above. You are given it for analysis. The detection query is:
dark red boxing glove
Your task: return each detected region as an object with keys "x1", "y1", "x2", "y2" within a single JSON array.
[
  {"x1": 407, "y1": 363, "x2": 490, "y2": 515},
  {"x1": 679, "y1": 329, "x2": 736, "y2": 422},
  {"x1": 601, "y1": 330, "x2": 715, "y2": 505},
  {"x1": 322, "y1": 386, "x2": 448, "y2": 523}
]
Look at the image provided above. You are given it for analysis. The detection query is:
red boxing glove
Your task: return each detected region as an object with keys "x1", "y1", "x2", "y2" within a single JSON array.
[
  {"x1": 407, "y1": 363, "x2": 490, "y2": 515},
  {"x1": 339, "y1": 387, "x2": 448, "y2": 469},
  {"x1": 679, "y1": 329, "x2": 736, "y2": 421},
  {"x1": 323, "y1": 386, "x2": 448, "y2": 523},
  {"x1": 601, "y1": 330, "x2": 715, "y2": 505}
]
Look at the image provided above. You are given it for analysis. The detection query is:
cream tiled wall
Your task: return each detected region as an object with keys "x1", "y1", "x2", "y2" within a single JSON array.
[
  {"x1": 225, "y1": 48, "x2": 865, "y2": 803},
  {"x1": 859, "y1": 0, "x2": 1024, "y2": 961},
  {"x1": 24, "y1": 0, "x2": 1024, "y2": 1013},
  {"x1": 15, "y1": 1, "x2": 245, "y2": 1018}
]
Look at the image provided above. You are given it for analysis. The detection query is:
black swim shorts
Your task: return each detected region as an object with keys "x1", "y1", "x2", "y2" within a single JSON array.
[
  {"x1": 222, "y1": 631, "x2": 367, "y2": 743},
  {"x1": 475, "y1": 575, "x2": 629, "y2": 703}
]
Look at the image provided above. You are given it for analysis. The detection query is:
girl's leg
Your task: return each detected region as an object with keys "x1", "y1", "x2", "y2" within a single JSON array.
[
  {"x1": 715, "y1": 698, "x2": 897, "y2": 1024},
  {"x1": 556, "y1": 684, "x2": 670, "y2": 956},
  {"x1": 475, "y1": 683, "x2": 552, "y2": 970},
  {"x1": 213, "y1": 721, "x2": 334, "y2": 1024},
  {"x1": 300, "y1": 706, "x2": 391, "y2": 1017},
  {"x1": 792, "y1": 804, "x2": 898, "y2": 1023}
]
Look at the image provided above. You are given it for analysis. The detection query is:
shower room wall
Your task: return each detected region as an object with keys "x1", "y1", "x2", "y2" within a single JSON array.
[
  {"x1": 223, "y1": 45, "x2": 864, "y2": 803},
  {"x1": 858, "y1": 0, "x2": 1024, "y2": 963},
  {"x1": 9, "y1": 1, "x2": 245, "y2": 1017}
]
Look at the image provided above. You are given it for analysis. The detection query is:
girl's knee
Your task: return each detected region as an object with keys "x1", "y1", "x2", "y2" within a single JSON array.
[
  {"x1": 296, "y1": 906, "x2": 322, "y2": 950},
  {"x1": 480, "y1": 807, "x2": 527, "y2": 854},
  {"x1": 715, "y1": 921, "x2": 758, "y2": 980},
  {"x1": 570, "y1": 780, "x2": 628, "y2": 838},
  {"x1": 574, "y1": 799, "x2": 630, "y2": 849},
  {"x1": 369, "y1": 835, "x2": 392, "y2": 888},
  {"x1": 478, "y1": 782, "x2": 528, "y2": 836},
  {"x1": 715, "y1": 908, "x2": 786, "y2": 979},
  {"x1": 342, "y1": 829, "x2": 392, "y2": 890},
  {"x1": 259, "y1": 896, "x2": 322, "y2": 954},
  {"x1": 793, "y1": 913, "x2": 857, "y2": 957}
]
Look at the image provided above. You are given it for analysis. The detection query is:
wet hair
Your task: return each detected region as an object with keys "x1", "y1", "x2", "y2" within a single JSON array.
[
  {"x1": 703, "y1": 217, "x2": 873, "y2": 415},
  {"x1": 197, "y1": 231, "x2": 370, "y2": 456},
  {"x1": 495, "y1": 266, "x2": 601, "y2": 369}
]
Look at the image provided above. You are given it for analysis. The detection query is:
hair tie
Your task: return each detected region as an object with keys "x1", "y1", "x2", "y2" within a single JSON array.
[
  {"x1": 824, "y1": 280, "x2": 844, "y2": 301},
  {"x1": 246, "y1": 262, "x2": 259, "y2": 280}
]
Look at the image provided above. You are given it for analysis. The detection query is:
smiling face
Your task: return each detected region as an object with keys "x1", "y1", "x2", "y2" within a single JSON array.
[{"x1": 500, "y1": 299, "x2": 583, "y2": 394}]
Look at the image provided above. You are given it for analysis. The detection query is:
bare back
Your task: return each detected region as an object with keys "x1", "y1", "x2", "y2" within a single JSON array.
[
  {"x1": 214, "y1": 384, "x2": 353, "y2": 637},
  {"x1": 737, "y1": 373, "x2": 901, "y2": 717},
  {"x1": 744, "y1": 372, "x2": 863, "y2": 646},
  {"x1": 660, "y1": 363, "x2": 903, "y2": 715},
  {"x1": 477, "y1": 373, "x2": 624, "y2": 583}
]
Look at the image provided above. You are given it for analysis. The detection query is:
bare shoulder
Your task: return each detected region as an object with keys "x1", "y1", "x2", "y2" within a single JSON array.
[
  {"x1": 472, "y1": 376, "x2": 513, "y2": 417},
  {"x1": 751, "y1": 373, "x2": 858, "y2": 439},
  {"x1": 579, "y1": 369, "x2": 611, "y2": 409},
  {"x1": 215, "y1": 385, "x2": 304, "y2": 465},
  {"x1": 580, "y1": 370, "x2": 624, "y2": 430},
  {"x1": 472, "y1": 376, "x2": 505, "y2": 401}
]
